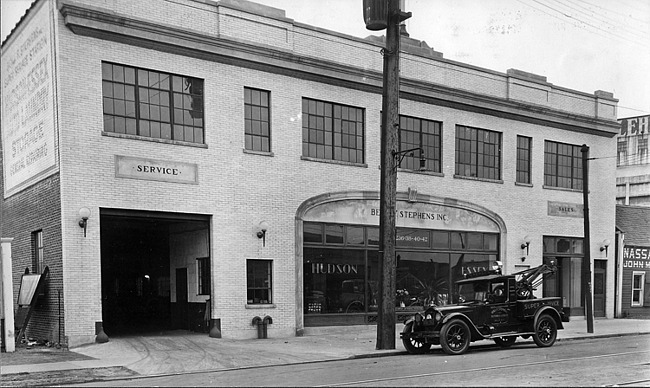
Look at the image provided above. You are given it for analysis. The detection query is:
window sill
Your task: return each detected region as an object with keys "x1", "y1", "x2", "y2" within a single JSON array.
[
  {"x1": 397, "y1": 168, "x2": 444, "y2": 177},
  {"x1": 542, "y1": 185, "x2": 583, "y2": 193},
  {"x1": 243, "y1": 149, "x2": 274, "y2": 157},
  {"x1": 515, "y1": 182, "x2": 533, "y2": 187},
  {"x1": 245, "y1": 304, "x2": 276, "y2": 309},
  {"x1": 453, "y1": 174, "x2": 503, "y2": 184},
  {"x1": 102, "y1": 131, "x2": 208, "y2": 148},
  {"x1": 301, "y1": 156, "x2": 367, "y2": 168}
]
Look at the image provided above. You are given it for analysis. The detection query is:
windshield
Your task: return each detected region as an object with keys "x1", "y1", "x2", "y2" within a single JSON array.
[{"x1": 457, "y1": 281, "x2": 489, "y2": 303}]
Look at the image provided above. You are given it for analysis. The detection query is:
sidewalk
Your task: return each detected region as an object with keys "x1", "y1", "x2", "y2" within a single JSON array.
[{"x1": 2, "y1": 318, "x2": 649, "y2": 384}]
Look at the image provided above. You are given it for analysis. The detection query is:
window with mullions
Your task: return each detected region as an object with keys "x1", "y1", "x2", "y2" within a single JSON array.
[
  {"x1": 31, "y1": 230, "x2": 44, "y2": 274},
  {"x1": 102, "y1": 62, "x2": 204, "y2": 143},
  {"x1": 302, "y1": 98, "x2": 364, "y2": 163},
  {"x1": 516, "y1": 135, "x2": 532, "y2": 184},
  {"x1": 544, "y1": 141, "x2": 583, "y2": 190},
  {"x1": 197, "y1": 257, "x2": 210, "y2": 295},
  {"x1": 247, "y1": 259, "x2": 272, "y2": 304},
  {"x1": 617, "y1": 137, "x2": 627, "y2": 166},
  {"x1": 455, "y1": 125, "x2": 501, "y2": 180},
  {"x1": 398, "y1": 115, "x2": 441, "y2": 172},
  {"x1": 244, "y1": 88, "x2": 271, "y2": 152},
  {"x1": 632, "y1": 272, "x2": 645, "y2": 307},
  {"x1": 639, "y1": 135, "x2": 648, "y2": 164}
]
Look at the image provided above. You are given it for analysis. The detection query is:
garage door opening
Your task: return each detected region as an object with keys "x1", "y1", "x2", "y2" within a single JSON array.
[{"x1": 100, "y1": 209, "x2": 210, "y2": 336}]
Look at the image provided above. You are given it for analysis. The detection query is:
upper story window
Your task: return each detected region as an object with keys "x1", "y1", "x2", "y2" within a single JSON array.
[
  {"x1": 244, "y1": 88, "x2": 271, "y2": 152},
  {"x1": 399, "y1": 115, "x2": 441, "y2": 172},
  {"x1": 638, "y1": 135, "x2": 648, "y2": 164},
  {"x1": 516, "y1": 135, "x2": 532, "y2": 184},
  {"x1": 617, "y1": 137, "x2": 627, "y2": 166},
  {"x1": 102, "y1": 62, "x2": 204, "y2": 144},
  {"x1": 544, "y1": 141, "x2": 582, "y2": 190},
  {"x1": 31, "y1": 230, "x2": 44, "y2": 273},
  {"x1": 302, "y1": 98, "x2": 364, "y2": 164},
  {"x1": 455, "y1": 125, "x2": 501, "y2": 180}
]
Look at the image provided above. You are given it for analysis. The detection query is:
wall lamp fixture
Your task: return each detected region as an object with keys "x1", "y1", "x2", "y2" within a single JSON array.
[
  {"x1": 78, "y1": 207, "x2": 91, "y2": 237},
  {"x1": 257, "y1": 221, "x2": 269, "y2": 247},
  {"x1": 600, "y1": 239, "x2": 611, "y2": 256},
  {"x1": 521, "y1": 235, "x2": 532, "y2": 256},
  {"x1": 392, "y1": 147, "x2": 426, "y2": 171}
]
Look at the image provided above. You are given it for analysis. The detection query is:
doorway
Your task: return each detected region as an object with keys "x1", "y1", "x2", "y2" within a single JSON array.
[
  {"x1": 594, "y1": 260, "x2": 607, "y2": 317},
  {"x1": 100, "y1": 209, "x2": 210, "y2": 336}
]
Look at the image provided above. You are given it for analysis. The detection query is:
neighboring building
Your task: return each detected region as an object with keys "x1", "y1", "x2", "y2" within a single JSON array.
[
  {"x1": 1, "y1": 0, "x2": 620, "y2": 347},
  {"x1": 614, "y1": 116, "x2": 649, "y2": 319},
  {"x1": 616, "y1": 115, "x2": 649, "y2": 206},
  {"x1": 615, "y1": 205, "x2": 650, "y2": 318}
]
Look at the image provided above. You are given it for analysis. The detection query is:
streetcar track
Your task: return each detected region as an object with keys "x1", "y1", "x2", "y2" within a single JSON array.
[{"x1": 317, "y1": 349, "x2": 650, "y2": 387}]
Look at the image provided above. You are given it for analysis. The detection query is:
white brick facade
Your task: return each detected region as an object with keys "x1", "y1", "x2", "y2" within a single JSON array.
[{"x1": 1, "y1": 0, "x2": 619, "y2": 346}]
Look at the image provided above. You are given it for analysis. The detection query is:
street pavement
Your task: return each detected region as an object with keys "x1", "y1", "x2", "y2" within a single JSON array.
[{"x1": 1, "y1": 318, "x2": 649, "y2": 385}]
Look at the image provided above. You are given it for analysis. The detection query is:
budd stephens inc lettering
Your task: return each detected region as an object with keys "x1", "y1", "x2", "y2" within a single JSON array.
[{"x1": 370, "y1": 208, "x2": 449, "y2": 222}]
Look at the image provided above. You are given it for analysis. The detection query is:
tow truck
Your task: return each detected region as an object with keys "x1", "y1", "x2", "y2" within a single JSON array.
[{"x1": 400, "y1": 261, "x2": 569, "y2": 355}]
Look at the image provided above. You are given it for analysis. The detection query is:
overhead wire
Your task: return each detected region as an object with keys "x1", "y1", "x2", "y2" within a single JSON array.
[
  {"x1": 523, "y1": 0, "x2": 648, "y2": 47},
  {"x1": 553, "y1": 0, "x2": 649, "y2": 42}
]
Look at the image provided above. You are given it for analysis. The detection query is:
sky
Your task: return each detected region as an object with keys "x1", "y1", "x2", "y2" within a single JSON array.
[{"x1": 2, "y1": 0, "x2": 649, "y2": 118}]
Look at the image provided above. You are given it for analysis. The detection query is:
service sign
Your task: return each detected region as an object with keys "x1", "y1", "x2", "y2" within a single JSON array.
[
  {"x1": 1, "y1": 2, "x2": 58, "y2": 198},
  {"x1": 115, "y1": 155, "x2": 198, "y2": 185},
  {"x1": 623, "y1": 246, "x2": 650, "y2": 271}
]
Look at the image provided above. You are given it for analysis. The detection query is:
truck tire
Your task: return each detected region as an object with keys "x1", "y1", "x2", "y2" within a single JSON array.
[
  {"x1": 440, "y1": 319, "x2": 471, "y2": 355},
  {"x1": 494, "y1": 336, "x2": 516, "y2": 347},
  {"x1": 533, "y1": 314, "x2": 557, "y2": 347},
  {"x1": 401, "y1": 322, "x2": 431, "y2": 354}
]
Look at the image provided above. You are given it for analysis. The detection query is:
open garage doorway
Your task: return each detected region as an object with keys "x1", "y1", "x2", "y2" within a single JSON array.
[{"x1": 100, "y1": 209, "x2": 211, "y2": 336}]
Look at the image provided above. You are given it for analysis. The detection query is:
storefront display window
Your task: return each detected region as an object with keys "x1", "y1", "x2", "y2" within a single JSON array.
[{"x1": 303, "y1": 222, "x2": 499, "y2": 322}]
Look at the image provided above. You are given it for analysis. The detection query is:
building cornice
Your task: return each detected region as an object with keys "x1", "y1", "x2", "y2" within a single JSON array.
[{"x1": 58, "y1": 0, "x2": 619, "y2": 137}]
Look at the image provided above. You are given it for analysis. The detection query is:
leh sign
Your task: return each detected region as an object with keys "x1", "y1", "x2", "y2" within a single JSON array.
[{"x1": 115, "y1": 155, "x2": 198, "y2": 184}]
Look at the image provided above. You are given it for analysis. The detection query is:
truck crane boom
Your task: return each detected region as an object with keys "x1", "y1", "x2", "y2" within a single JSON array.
[{"x1": 512, "y1": 262, "x2": 558, "y2": 299}]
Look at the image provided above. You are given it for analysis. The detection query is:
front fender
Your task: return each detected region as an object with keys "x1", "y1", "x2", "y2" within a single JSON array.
[{"x1": 441, "y1": 312, "x2": 488, "y2": 341}]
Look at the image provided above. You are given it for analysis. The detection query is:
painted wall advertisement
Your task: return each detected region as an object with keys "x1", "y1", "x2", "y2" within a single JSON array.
[
  {"x1": 1, "y1": 1, "x2": 58, "y2": 198},
  {"x1": 623, "y1": 246, "x2": 650, "y2": 271}
]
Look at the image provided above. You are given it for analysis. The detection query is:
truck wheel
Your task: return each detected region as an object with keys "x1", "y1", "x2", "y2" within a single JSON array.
[
  {"x1": 494, "y1": 336, "x2": 516, "y2": 347},
  {"x1": 533, "y1": 314, "x2": 557, "y2": 347},
  {"x1": 440, "y1": 319, "x2": 471, "y2": 355},
  {"x1": 402, "y1": 322, "x2": 431, "y2": 354}
]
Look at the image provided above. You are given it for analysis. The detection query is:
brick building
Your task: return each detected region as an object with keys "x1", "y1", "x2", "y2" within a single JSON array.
[{"x1": 1, "y1": 0, "x2": 620, "y2": 347}]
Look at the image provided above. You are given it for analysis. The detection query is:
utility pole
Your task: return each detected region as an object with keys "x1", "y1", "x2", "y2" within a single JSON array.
[
  {"x1": 581, "y1": 144, "x2": 594, "y2": 333},
  {"x1": 375, "y1": 0, "x2": 410, "y2": 350}
]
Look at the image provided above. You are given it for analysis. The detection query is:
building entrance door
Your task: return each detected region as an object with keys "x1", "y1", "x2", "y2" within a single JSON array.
[{"x1": 594, "y1": 260, "x2": 606, "y2": 317}]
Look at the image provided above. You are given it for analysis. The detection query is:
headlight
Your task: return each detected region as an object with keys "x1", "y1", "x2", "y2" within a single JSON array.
[
  {"x1": 435, "y1": 311, "x2": 443, "y2": 321},
  {"x1": 414, "y1": 313, "x2": 423, "y2": 323}
]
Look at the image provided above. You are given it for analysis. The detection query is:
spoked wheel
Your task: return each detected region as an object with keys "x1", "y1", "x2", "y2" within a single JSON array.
[
  {"x1": 440, "y1": 319, "x2": 471, "y2": 355},
  {"x1": 401, "y1": 322, "x2": 431, "y2": 354},
  {"x1": 533, "y1": 314, "x2": 557, "y2": 347},
  {"x1": 493, "y1": 336, "x2": 517, "y2": 347}
]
